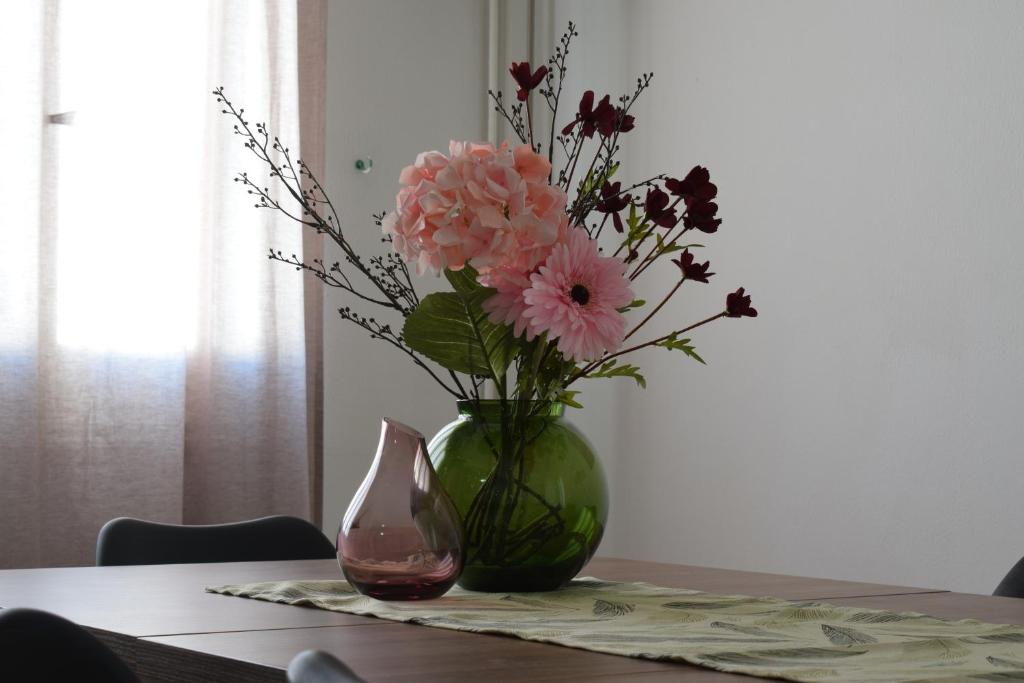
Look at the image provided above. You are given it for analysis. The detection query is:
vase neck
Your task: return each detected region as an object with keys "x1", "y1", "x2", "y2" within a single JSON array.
[
  {"x1": 455, "y1": 400, "x2": 564, "y2": 423},
  {"x1": 372, "y1": 417, "x2": 428, "y2": 473}
]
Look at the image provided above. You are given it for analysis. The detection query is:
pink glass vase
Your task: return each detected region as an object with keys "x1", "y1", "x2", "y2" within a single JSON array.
[{"x1": 337, "y1": 418, "x2": 464, "y2": 600}]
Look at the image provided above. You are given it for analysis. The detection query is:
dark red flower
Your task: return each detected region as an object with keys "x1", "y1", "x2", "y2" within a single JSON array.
[
  {"x1": 561, "y1": 91, "x2": 617, "y2": 138},
  {"x1": 672, "y1": 249, "x2": 714, "y2": 283},
  {"x1": 595, "y1": 182, "x2": 630, "y2": 233},
  {"x1": 592, "y1": 97, "x2": 617, "y2": 137},
  {"x1": 726, "y1": 287, "x2": 757, "y2": 318},
  {"x1": 684, "y1": 200, "x2": 721, "y2": 234},
  {"x1": 643, "y1": 187, "x2": 677, "y2": 228},
  {"x1": 509, "y1": 61, "x2": 548, "y2": 101},
  {"x1": 665, "y1": 166, "x2": 717, "y2": 205},
  {"x1": 665, "y1": 165, "x2": 721, "y2": 233},
  {"x1": 561, "y1": 91, "x2": 593, "y2": 135}
]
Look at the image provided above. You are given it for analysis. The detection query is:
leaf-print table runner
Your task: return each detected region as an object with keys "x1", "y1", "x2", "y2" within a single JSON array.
[{"x1": 207, "y1": 578, "x2": 1024, "y2": 682}]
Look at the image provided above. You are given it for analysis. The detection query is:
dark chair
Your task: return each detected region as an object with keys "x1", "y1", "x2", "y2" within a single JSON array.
[
  {"x1": 96, "y1": 515, "x2": 336, "y2": 566},
  {"x1": 288, "y1": 650, "x2": 367, "y2": 683},
  {"x1": 0, "y1": 607, "x2": 139, "y2": 682},
  {"x1": 994, "y1": 556, "x2": 1024, "y2": 598}
]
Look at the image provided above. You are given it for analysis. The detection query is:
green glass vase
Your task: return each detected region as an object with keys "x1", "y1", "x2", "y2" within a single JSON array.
[{"x1": 428, "y1": 400, "x2": 608, "y2": 592}]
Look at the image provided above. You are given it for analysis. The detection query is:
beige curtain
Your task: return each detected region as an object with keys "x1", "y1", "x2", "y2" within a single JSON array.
[{"x1": 0, "y1": 0, "x2": 326, "y2": 568}]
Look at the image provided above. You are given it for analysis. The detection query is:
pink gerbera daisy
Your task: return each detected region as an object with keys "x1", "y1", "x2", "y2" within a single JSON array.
[
  {"x1": 481, "y1": 267, "x2": 533, "y2": 338},
  {"x1": 521, "y1": 228, "x2": 634, "y2": 362}
]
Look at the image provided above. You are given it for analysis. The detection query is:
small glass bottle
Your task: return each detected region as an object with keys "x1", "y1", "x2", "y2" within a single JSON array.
[{"x1": 337, "y1": 418, "x2": 464, "y2": 600}]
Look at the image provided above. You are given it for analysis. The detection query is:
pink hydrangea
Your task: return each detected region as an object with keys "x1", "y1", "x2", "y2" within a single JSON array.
[
  {"x1": 382, "y1": 141, "x2": 569, "y2": 277},
  {"x1": 518, "y1": 228, "x2": 634, "y2": 362}
]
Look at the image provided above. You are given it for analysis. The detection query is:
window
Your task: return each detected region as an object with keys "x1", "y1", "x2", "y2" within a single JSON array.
[{"x1": 2, "y1": 1, "x2": 283, "y2": 356}]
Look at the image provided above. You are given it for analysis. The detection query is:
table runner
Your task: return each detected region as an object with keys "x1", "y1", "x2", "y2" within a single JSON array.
[{"x1": 207, "y1": 578, "x2": 1024, "y2": 682}]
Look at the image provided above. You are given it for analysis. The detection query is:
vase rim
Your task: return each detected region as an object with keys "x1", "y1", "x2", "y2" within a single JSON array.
[
  {"x1": 381, "y1": 416, "x2": 424, "y2": 440},
  {"x1": 455, "y1": 399, "x2": 565, "y2": 419}
]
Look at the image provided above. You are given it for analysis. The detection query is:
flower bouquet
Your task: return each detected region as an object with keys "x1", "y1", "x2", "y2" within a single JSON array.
[{"x1": 215, "y1": 23, "x2": 755, "y2": 592}]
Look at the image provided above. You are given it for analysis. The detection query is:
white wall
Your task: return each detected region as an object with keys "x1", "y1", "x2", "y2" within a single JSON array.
[
  {"x1": 608, "y1": 0, "x2": 1024, "y2": 594},
  {"x1": 323, "y1": 0, "x2": 1024, "y2": 595},
  {"x1": 322, "y1": 0, "x2": 489, "y2": 535}
]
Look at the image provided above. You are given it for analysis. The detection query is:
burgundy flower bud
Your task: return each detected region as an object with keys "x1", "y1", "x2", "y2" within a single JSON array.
[
  {"x1": 509, "y1": 61, "x2": 548, "y2": 101},
  {"x1": 726, "y1": 287, "x2": 757, "y2": 318},
  {"x1": 595, "y1": 182, "x2": 630, "y2": 233},
  {"x1": 643, "y1": 187, "x2": 677, "y2": 228},
  {"x1": 672, "y1": 249, "x2": 714, "y2": 283}
]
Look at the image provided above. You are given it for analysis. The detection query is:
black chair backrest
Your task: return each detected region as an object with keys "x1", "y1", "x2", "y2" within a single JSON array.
[
  {"x1": 96, "y1": 515, "x2": 336, "y2": 566},
  {"x1": 0, "y1": 608, "x2": 139, "y2": 682},
  {"x1": 995, "y1": 556, "x2": 1024, "y2": 598},
  {"x1": 288, "y1": 649, "x2": 368, "y2": 683}
]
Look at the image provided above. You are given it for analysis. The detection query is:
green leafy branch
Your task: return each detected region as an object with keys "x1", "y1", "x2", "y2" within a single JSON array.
[
  {"x1": 656, "y1": 333, "x2": 706, "y2": 365},
  {"x1": 583, "y1": 359, "x2": 647, "y2": 388}
]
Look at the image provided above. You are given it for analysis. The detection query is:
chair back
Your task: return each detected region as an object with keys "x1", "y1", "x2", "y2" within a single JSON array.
[
  {"x1": 995, "y1": 556, "x2": 1024, "y2": 598},
  {"x1": 0, "y1": 608, "x2": 139, "y2": 682},
  {"x1": 288, "y1": 649, "x2": 367, "y2": 683},
  {"x1": 96, "y1": 515, "x2": 336, "y2": 566}
]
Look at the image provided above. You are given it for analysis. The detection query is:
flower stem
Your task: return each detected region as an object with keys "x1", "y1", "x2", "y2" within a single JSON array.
[
  {"x1": 567, "y1": 311, "x2": 727, "y2": 386},
  {"x1": 526, "y1": 96, "x2": 535, "y2": 149},
  {"x1": 624, "y1": 277, "x2": 685, "y2": 341}
]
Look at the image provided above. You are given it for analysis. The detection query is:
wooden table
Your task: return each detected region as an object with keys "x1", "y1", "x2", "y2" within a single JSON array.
[{"x1": 0, "y1": 557, "x2": 981, "y2": 682}]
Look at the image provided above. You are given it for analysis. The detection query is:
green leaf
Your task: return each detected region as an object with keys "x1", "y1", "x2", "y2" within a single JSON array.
[
  {"x1": 655, "y1": 241, "x2": 704, "y2": 258},
  {"x1": 586, "y1": 360, "x2": 647, "y2": 388},
  {"x1": 556, "y1": 390, "x2": 584, "y2": 409},
  {"x1": 577, "y1": 162, "x2": 620, "y2": 197},
  {"x1": 624, "y1": 202, "x2": 648, "y2": 241},
  {"x1": 626, "y1": 202, "x2": 641, "y2": 229},
  {"x1": 444, "y1": 266, "x2": 483, "y2": 297},
  {"x1": 656, "y1": 334, "x2": 706, "y2": 365},
  {"x1": 402, "y1": 266, "x2": 518, "y2": 378},
  {"x1": 618, "y1": 298, "x2": 645, "y2": 313}
]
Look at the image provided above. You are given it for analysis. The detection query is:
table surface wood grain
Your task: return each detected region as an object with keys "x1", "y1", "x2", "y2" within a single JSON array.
[{"x1": 0, "y1": 556, "x2": 984, "y2": 683}]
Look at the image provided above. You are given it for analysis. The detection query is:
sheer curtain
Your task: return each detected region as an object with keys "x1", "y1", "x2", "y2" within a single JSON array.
[{"x1": 0, "y1": 0, "x2": 325, "y2": 568}]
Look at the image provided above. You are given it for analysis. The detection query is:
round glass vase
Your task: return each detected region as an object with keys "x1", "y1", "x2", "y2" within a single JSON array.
[{"x1": 428, "y1": 400, "x2": 608, "y2": 592}]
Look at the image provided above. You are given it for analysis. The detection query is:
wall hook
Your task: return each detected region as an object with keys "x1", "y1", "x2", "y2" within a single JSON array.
[{"x1": 355, "y1": 157, "x2": 373, "y2": 174}]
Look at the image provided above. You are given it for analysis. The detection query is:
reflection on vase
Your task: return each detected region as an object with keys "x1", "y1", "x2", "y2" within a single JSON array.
[{"x1": 337, "y1": 417, "x2": 464, "y2": 600}]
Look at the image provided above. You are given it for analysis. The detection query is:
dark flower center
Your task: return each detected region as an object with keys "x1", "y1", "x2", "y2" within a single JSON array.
[{"x1": 570, "y1": 284, "x2": 590, "y2": 306}]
